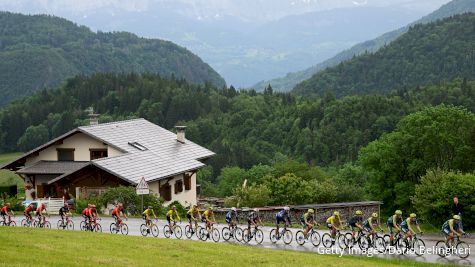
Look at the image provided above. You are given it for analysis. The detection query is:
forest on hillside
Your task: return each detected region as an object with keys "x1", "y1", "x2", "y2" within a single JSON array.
[
  {"x1": 0, "y1": 12, "x2": 225, "y2": 106},
  {"x1": 293, "y1": 13, "x2": 475, "y2": 97}
]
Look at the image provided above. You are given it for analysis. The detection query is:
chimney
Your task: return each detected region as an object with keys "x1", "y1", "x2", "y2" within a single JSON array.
[
  {"x1": 86, "y1": 107, "x2": 100, "y2": 126},
  {"x1": 175, "y1": 126, "x2": 187, "y2": 143}
]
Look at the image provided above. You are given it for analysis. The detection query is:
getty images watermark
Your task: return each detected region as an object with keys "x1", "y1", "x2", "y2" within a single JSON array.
[{"x1": 315, "y1": 246, "x2": 471, "y2": 258}]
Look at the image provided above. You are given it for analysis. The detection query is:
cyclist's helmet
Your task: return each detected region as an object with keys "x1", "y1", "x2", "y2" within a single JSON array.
[
  {"x1": 333, "y1": 211, "x2": 339, "y2": 216},
  {"x1": 307, "y1": 209, "x2": 314, "y2": 214},
  {"x1": 453, "y1": 215, "x2": 461, "y2": 220},
  {"x1": 395, "y1": 210, "x2": 402, "y2": 215},
  {"x1": 253, "y1": 208, "x2": 259, "y2": 212},
  {"x1": 148, "y1": 206, "x2": 153, "y2": 209},
  {"x1": 372, "y1": 213, "x2": 378, "y2": 218},
  {"x1": 410, "y1": 213, "x2": 417, "y2": 218},
  {"x1": 172, "y1": 205, "x2": 176, "y2": 209},
  {"x1": 41, "y1": 203, "x2": 46, "y2": 208},
  {"x1": 355, "y1": 210, "x2": 362, "y2": 215},
  {"x1": 231, "y1": 207, "x2": 237, "y2": 212},
  {"x1": 5, "y1": 203, "x2": 10, "y2": 207},
  {"x1": 63, "y1": 202, "x2": 68, "y2": 207},
  {"x1": 284, "y1": 206, "x2": 290, "y2": 211}
]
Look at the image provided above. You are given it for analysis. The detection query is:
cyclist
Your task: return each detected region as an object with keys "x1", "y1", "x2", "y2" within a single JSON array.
[
  {"x1": 24, "y1": 203, "x2": 34, "y2": 225},
  {"x1": 187, "y1": 205, "x2": 201, "y2": 233},
  {"x1": 387, "y1": 210, "x2": 403, "y2": 245},
  {"x1": 276, "y1": 206, "x2": 291, "y2": 238},
  {"x1": 82, "y1": 204, "x2": 92, "y2": 226},
  {"x1": 1, "y1": 203, "x2": 14, "y2": 225},
  {"x1": 225, "y1": 207, "x2": 239, "y2": 233},
  {"x1": 36, "y1": 203, "x2": 48, "y2": 225},
  {"x1": 203, "y1": 207, "x2": 216, "y2": 238},
  {"x1": 111, "y1": 203, "x2": 128, "y2": 230},
  {"x1": 300, "y1": 209, "x2": 317, "y2": 237},
  {"x1": 442, "y1": 215, "x2": 465, "y2": 245},
  {"x1": 247, "y1": 208, "x2": 262, "y2": 234},
  {"x1": 58, "y1": 202, "x2": 70, "y2": 226},
  {"x1": 400, "y1": 213, "x2": 422, "y2": 241},
  {"x1": 142, "y1": 206, "x2": 157, "y2": 228},
  {"x1": 363, "y1": 213, "x2": 384, "y2": 241},
  {"x1": 166, "y1": 206, "x2": 181, "y2": 233},
  {"x1": 348, "y1": 210, "x2": 364, "y2": 239},
  {"x1": 326, "y1": 211, "x2": 342, "y2": 240}
]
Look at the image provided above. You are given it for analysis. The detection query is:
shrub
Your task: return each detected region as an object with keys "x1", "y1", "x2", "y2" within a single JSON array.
[{"x1": 412, "y1": 170, "x2": 475, "y2": 230}]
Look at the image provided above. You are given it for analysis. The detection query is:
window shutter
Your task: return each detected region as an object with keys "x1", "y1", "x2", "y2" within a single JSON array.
[{"x1": 184, "y1": 174, "x2": 192, "y2": 190}]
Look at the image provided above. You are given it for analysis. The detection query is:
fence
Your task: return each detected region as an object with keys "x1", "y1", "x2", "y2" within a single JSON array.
[{"x1": 214, "y1": 201, "x2": 382, "y2": 225}]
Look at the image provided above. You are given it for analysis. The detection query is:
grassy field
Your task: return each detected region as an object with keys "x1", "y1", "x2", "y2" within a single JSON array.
[{"x1": 0, "y1": 228, "x2": 451, "y2": 267}]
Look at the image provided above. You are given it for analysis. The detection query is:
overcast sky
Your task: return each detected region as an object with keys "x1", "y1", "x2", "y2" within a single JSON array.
[{"x1": 0, "y1": 0, "x2": 452, "y2": 23}]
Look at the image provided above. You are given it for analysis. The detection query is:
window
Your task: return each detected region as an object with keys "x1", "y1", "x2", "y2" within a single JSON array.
[
  {"x1": 57, "y1": 148, "x2": 74, "y2": 161},
  {"x1": 174, "y1": 180, "x2": 183, "y2": 194},
  {"x1": 160, "y1": 184, "x2": 172, "y2": 201},
  {"x1": 128, "y1": 142, "x2": 148, "y2": 151},
  {"x1": 90, "y1": 149, "x2": 108, "y2": 160},
  {"x1": 184, "y1": 173, "x2": 192, "y2": 191}
]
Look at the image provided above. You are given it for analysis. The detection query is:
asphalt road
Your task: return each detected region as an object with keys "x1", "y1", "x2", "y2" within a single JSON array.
[{"x1": 9, "y1": 216, "x2": 474, "y2": 266}]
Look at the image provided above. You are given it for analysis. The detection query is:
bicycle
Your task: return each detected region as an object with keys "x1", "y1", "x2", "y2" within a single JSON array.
[
  {"x1": 185, "y1": 218, "x2": 203, "y2": 239},
  {"x1": 242, "y1": 225, "x2": 264, "y2": 244},
  {"x1": 435, "y1": 234, "x2": 470, "y2": 259},
  {"x1": 354, "y1": 230, "x2": 386, "y2": 253},
  {"x1": 164, "y1": 221, "x2": 183, "y2": 239},
  {"x1": 21, "y1": 216, "x2": 34, "y2": 227},
  {"x1": 57, "y1": 215, "x2": 74, "y2": 230},
  {"x1": 140, "y1": 219, "x2": 159, "y2": 237},
  {"x1": 1, "y1": 216, "x2": 16, "y2": 227},
  {"x1": 34, "y1": 216, "x2": 51, "y2": 229},
  {"x1": 222, "y1": 223, "x2": 243, "y2": 242},
  {"x1": 322, "y1": 230, "x2": 347, "y2": 249},
  {"x1": 110, "y1": 219, "x2": 129, "y2": 235},
  {"x1": 295, "y1": 227, "x2": 321, "y2": 247},
  {"x1": 383, "y1": 230, "x2": 403, "y2": 249},
  {"x1": 81, "y1": 218, "x2": 102, "y2": 232},
  {"x1": 345, "y1": 229, "x2": 368, "y2": 249},
  {"x1": 398, "y1": 232, "x2": 425, "y2": 256},
  {"x1": 198, "y1": 222, "x2": 220, "y2": 242},
  {"x1": 270, "y1": 225, "x2": 293, "y2": 245}
]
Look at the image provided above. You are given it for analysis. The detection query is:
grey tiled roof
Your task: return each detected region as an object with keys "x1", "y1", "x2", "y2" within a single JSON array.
[{"x1": 17, "y1": 161, "x2": 89, "y2": 175}]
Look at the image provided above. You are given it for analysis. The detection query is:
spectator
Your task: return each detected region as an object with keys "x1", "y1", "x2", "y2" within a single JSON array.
[{"x1": 452, "y1": 196, "x2": 464, "y2": 231}]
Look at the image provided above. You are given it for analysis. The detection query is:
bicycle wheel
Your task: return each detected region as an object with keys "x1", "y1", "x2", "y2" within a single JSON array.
[
  {"x1": 140, "y1": 224, "x2": 148, "y2": 236},
  {"x1": 322, "y1": 233, "x2": 333, "y2": 248},
  {"x1": 375, "y1": 237, "x2": 386, "y2": 253},
  {"x1": 336, "y1": 234, "x2": 347, "y2": 249},
  {"x1": 383, "y1": 234, "x2": 391, "y2": 247},
  {"x1": 57, "y1": 220, "x2": 63, "y2": 229},
  {"x1": 435, "y1": 240, "x2": 449, "y2": 258},
  {"x1": 21, "y1": 219, "x2": 27, "y2": 227},
  {"x1": 456, "y1": 241, "x2": 470, "y2": 259},
  {"x1": 44, "y1": 221, "x2": 51, "y2": 229},
  {"x1": 151, "y1": 224, "x2": 159, "y2": 237},
  {"x1": 9, "y1": 221, "x2": 16, "y2": 227},
  {"x1": 397, "y1": 238, "x2": 409, "y2": 254},
  {"x1": 222, "y1": 227, "x2": 231, "y2": 241},
  {"x1": 110, "y1": 223, "x2": 118, "y2": 234},
  {"x1": 120, "y1": 223, "x2": 129, "y2": 235},
  {"x1": 282, "y1": 229, "x2": 292, "y2": 245},
  {"x1": 33, "y1": 220, "x2": 38, "y2": 228},
  {"x1": 163, "y1": 225, "x2": 172, "y2": 238},
  {"x1": 242, "y1": 228, "x2": 251, "y2": 243},
  {"x1": 234, "y1": 227, "x2": 243, "y2": 242},
  {"x1": 198, "y1": 227, "x2": 207, "y2": 241},
  {"x1": 269, "y1": 229, "x2": 278, "y2": 243},
  {"x1": 359, "y1": 236, "x2": 369, "y2": 250},
  {"x1": 413, "y1": 238, "x2": 425, "y2": 256},
  {"x1": 94, "y1": 223, "x2": 102, "y2": 232},
  {"x1": 345, "y1": 233, "x2": 355, "y2": 248},
  {"x1": 295, "y1": 230, "x2": 305, "y2": 246},
  {"x1": 185, "y1": 225, "x2": 193, "y2": 239},
  {"x1": 66, "y1": 220, "x2": 74, "y2": 230},
  {"x1": 174, "y1": 225, "x2": 182, "y2": 239},
  {"x1": 310, "y1": 231, "x2": 321, "y2": 247},
  {"x1": 255, "y1": 229, "x2": 264, "y2": 244},
  {"x1": 212, "y1": 228, "x2": 220, "y2": 242}
]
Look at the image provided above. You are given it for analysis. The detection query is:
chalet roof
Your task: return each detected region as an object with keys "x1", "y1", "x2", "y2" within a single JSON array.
[
  {"x1": 16, "y1": 161, "x2": 89, "y2": 175},
  {"x1": 4, "y1": 118, "x2": 215, "y2": 184}
]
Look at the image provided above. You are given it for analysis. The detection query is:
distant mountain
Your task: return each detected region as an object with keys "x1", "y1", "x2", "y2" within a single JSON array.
[
  {"x1": 253, "y1": 0, "x2": 475, "y2": 92},
  {"x1": 292, "y1": 13, "x2": 475, "y2": 97},
  {"x1": 0, "y1": 12, "x2": 225, "y2": 106}
]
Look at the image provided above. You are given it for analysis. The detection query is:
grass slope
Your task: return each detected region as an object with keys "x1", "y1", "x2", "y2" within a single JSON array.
[
  {"x1": 0, "y1": 152, "x2": 22, "y2": 187},
  {"x1": 0, "y1": 228, "x2": 449, "y2": 267}
]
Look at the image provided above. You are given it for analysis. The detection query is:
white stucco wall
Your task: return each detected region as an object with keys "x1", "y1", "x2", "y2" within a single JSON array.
[
  {"x1": 152, "y1": 173, "x2": 197, "y2": 207},
  {"x1": 25, "y1": 133, "x2": 123, "y2": 166}
]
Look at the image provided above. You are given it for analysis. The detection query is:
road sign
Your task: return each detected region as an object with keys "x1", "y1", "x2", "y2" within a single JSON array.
[{"x1": 136, "y1": 177, "x2": 149, "y2": 195}]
